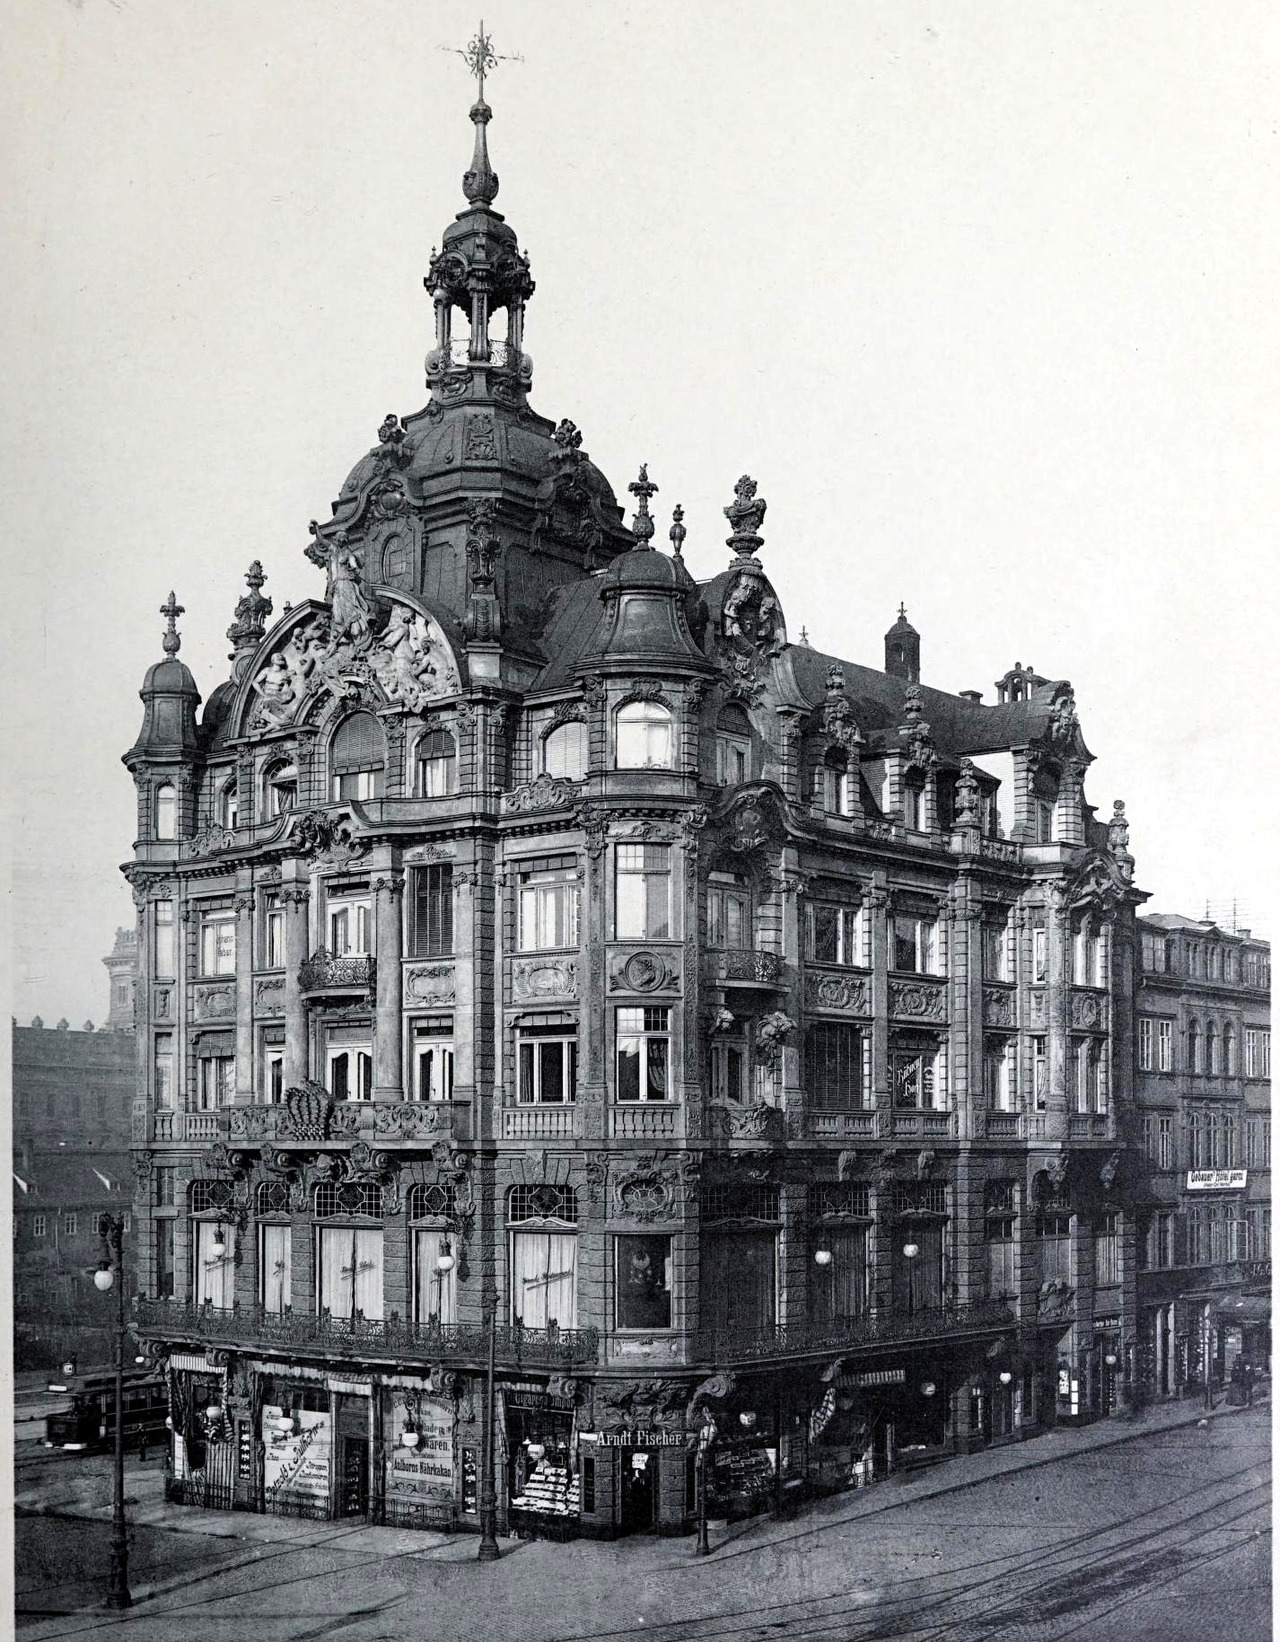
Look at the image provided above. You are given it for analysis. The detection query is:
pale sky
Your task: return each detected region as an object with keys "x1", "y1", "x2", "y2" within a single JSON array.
[{"x1": 4, "y1": 0, "x2": 1277, "y2": 1025}]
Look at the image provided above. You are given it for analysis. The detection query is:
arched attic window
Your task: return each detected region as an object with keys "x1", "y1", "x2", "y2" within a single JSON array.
[
  {"x1": 543, "y1": 719, "x2": 588, "y2": 781},
  {"x1": 715, "y1": 704, "x2": 751, "y2": 787},
  {"x1": 330, "y1": 711, "x2": 385, "y2": 802},
  {"x1": 264, "y1": 759, "x2": 297, "y2": 819},
  {"x1": 616, "y1": 700, "x2": 673, "y2": 771},
  {"x1": 413, "y1": 723, "x2": 457, "y2": 797},
  {"x1": 154, "y1": 783, "x2": 177, "y2": 841},
  {"x1": 219, "y1": 779, "x2": 238, "y2": 829}
]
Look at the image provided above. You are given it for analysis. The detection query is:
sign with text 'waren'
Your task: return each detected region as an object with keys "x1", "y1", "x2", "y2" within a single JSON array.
[{"x1": 1186, "y1": 1170, "x2": 1248, "y2": 1191}]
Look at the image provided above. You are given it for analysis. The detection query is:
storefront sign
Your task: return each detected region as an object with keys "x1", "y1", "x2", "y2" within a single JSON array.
[
  {"x1": 262, "y1": 1405, "x2": 331, "y2": 1500},
  {"x1": 505, "y1": 1388, "x2": 576, "y2": 1412},
  {"x1": 591, "y1": 1429, "x2": 692, "y2": 1448},
  {"x1": 385, "y1": 1400, "x2": 454, "y2": 1501},
  {"x1": 1186, "y1": 1170, "x2": 1248, "y2": 1191}
]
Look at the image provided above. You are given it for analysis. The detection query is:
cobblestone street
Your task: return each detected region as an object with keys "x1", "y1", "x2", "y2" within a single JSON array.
[{"x1": 16, "y1": 1402, "x2": 1270, "y2": 1642}]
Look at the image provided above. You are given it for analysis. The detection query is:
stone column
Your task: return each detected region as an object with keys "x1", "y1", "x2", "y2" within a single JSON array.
[
  {"x1": 373, "y1": 867, "x2": 404, "y2": 1103},
  {"x1": 234, "y1": 876, "x2": 255, "y2": 1104},
  {"x1": 282, "y1": 869, "x2": 311, "y2": 1090}
]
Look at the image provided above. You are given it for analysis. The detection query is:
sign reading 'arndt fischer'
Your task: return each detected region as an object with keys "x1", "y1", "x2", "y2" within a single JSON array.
[
  {"x1": 1186, "y1": 1169, "x2": 1248, "y2": 1191},
  {"x1": 591, "y1": 1430, "x2": 694, "y2": 1448}
]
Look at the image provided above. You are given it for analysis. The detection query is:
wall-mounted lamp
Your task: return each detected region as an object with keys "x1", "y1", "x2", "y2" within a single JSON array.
[
  {"x1": 739, "y1": 1411, "x2": 757, "y2": 1430},
  {"x1": 436, "y1": 1239, "x2": 456, "y2": 1275},
  {"x1": 998, "y1": 1371, "x2": 1013, "y2": 1386},
  {"x1": 401, "y1": 1429, "x2": 420, "y2": 1450},
  {"x1": 209, "y1": 1226, "x2": 227, "y2": 1259},
  {"x1": 814, "y1": 1248, "x2": 833, "y2": 1268},
  {"x1": 920, "y1": 1381, "x2": 937, "y2": 1398},
  {"x1": 902, "y1": 1243, "x2": 921, "y2": 1260}
]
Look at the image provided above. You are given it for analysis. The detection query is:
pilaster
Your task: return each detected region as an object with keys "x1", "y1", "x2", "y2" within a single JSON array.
[
  {"x1": 372, "y1": 863, "x2": 404, "y2": 1101},
  {"x1": 233, "y1": 875, "x2": 255, "y2": 1104}
]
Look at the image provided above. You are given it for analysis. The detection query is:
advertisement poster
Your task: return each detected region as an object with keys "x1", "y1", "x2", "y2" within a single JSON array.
[
  {"x1": 262, "y1": 1404, "x2": 331, "y2": 1501},
  {"x1": 385, "y1": 1399, "x2": 455, "y2": 1502}
]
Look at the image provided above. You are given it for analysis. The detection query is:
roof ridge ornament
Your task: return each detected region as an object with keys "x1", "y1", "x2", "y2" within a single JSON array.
[
  {"x1": 669, "y1": 504, "x2": 686, "y2": 558},
  {"x1": 160, "y1": 591, "x2": 184, "y2": 657},
  {"x1": 227, "y1": 561, "x2": 273, "y2": 663},
  {"x1": 724, "y1": 474, "x2": 766, "y2": 560},
  {"x1": 627, "y1": 464, "x2": 658, "y2": 548}
]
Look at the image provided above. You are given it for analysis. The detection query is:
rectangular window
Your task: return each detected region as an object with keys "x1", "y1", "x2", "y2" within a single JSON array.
[
  {"x1": 510, "y1": 1230, "x2": 578, "y2": 1329},
  {"x1": 812, "y1": 1224, "x2": 870, "y2": 1320},
  {"x1": 1158, "y1": 1020, "x2": 1174, "y2": 1072},
  {"x1": 983, "y1": 920, "x2": 1010, "y2": 982},
  {"x1": 412, "y1": 1020, "x2": 455, "y2": 1102},
  {"x1": 317, "y1": 1226, "x2": 384, "y2": 1320},
  {"x1": 63, "y1": 1213, "x2": 77, "y2": 1237},
  {"x1": 710, "y1": 1036, "x2": 747, "y2": 1102},
  {"x1": 615, "y1": 1234, "x2": 672, "y2": 1329},
  {"x1": 986, "y1": 1215, "x2": 1016, "y2": 1298},
  {"x1": 615, "y1": 844, "x2": 672, "y2": 941},
  {"x1": 195, "y1": 1219, "x2": 233, "y2": 1307},
  {"x1": 805, "y1": 1020, "x2": 867, "y2": 1110},
  {"x1": 260, "y1": 1224, "x2": 292, "y2": 1314},
  {"x1": 154, "y1": 1166, "x2": 175, "y2": 1208},
  {"x1": 1032, "y1": 1037, "x2": 1047, "y2": 1111},
  {"x1": 707, "y1": 878, "x2": 751, "y2": 950},
  {"x1": 327, "y1": 894, "x2": 371, "y2": 957},
  {"x1": 517, "y1": 1024, "x2": 578, "y2": 1104},
  {"x1": 891, "y1": 914, "x2": 938, "y2": 974},
  {"x1": 264, "y1": 1044, "x2": 285, "y2": 1104},
  {"x1": 892, "y1": 1042, "x2": 944, "y2": 1110},
  {"x1": 1264, "y1": 1032, "x2": 1272, "y2": 1079},
  {"x1": 1032, "y1": 926, "x2": 1048, "y2": 985},
  {"x1": 808, "y1": 901, "x2": 864, "y2": 967},
  {"x1": 408, "y1": 864, "x2": 453, "y2": 958},
  {"x1": 1138, "y1": 1018, "x2": 1154, "y2": 1072},
  {"x1": 616, "y1": 1006, "x2": 670, "y2": 1101},
  {"x1": 701, "y1": 1230, "x2": 777, "y2": 1333},
  {"x1": 154, "y1": 901, "x2": 175, "y2": 979},
  {"x1": 1034, "y1": 1212, "x2": 1072, "y2": 1283},
  {"x1": 32, "y1": 1215, "x2": 45, "y2": 1238},
  {"x1": 1158, "y1": 1115, "x2": 1173, "y2": 1172},
  {"x1": 985, "y1": 1041, "x2": 1013, "y2": 1112},
  {"x1": 1095, "y1": 1211, "x2": 1120, "y2": 1285},
  {"x1": 198, "y1": 1055, "x2": 234, "y2": 1110},
  {"x1": 1033, "y1": 798, "x2": 1054, "y2": 844},
  {"x1": 1264, "y1": 1118, "x2": 1271, "y2": 1168},
  {"x1": 414, "y1": 1230, "x2": 458, "y2": 1325},
  {"x1": 518, "y1": 857, "x2": 580, "y2": 951},
  {"x1": 1245, "y1": 1117, "x2": 1259, "y2": 1169},
  {"x1": 263, "y1": 895, "x2": 285, "y2": 969},
  {"x1": 155, "y1": 1217, "x2": 175, "y2": 1299},
  {"x1": 1245, "y1": 1030, "x2": 1258, "y2": 1077},
  {"x1": 199, "y1": 910, "x2": 236, "y2": 976},
  {"x1": 1141, "y1": 1113, "x2": 1155, "y2": 1163},
  {"x1": 154, "y1": 1033, "x2": 175, "y2": 1108},
  {"x1": 327, "y1": 1043, "x2": 373, "y2": 1102},
  {"x1": 716, "y1": 735, "x2": 749, "y2": 787}
]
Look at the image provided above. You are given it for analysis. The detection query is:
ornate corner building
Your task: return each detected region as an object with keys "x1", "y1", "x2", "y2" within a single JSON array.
[{"x1": 123, "y1": 81, "x2": 1157, "y2": 1539}]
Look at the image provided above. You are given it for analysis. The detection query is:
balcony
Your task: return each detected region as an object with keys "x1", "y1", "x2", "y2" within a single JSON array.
[
  {"x1": 298, "y1": 949, "x2": 375, "y2": 1000},
  {"x1": 707, "y1": 948, "x2": 785, "y2": 987},
  {"x1": 223, "y1": 1099, "x2": 466, "y2": 1145},
  {"x1": 151, "y1": 1111, "x2": 223, "y2": 1143},
  {"x1": 501, "y1": 1106, "x2": 582, "y2": 1141},
  {"x1": 804, "y1": 1110, "x2": 877, "y2": 1140},
  {"x1": 134, "y1": 1299, "x2": 599, "y2": 1369},
  {"x1": 889, "y1": 1109, "x2": 957, "y2": 1140},
  {"x1": 692, "y1": 1300, "x2": 1015, "y2": 1367},
  {"x1": 1068, "y1": 1113, "x2": 1112, "y2": 1141},
  {"x1": 611, "y1": 1104, "x2": 682, "y2": 1141}
]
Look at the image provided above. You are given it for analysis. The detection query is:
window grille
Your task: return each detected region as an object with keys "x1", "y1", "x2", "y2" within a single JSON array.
[
  {"x1": 700, "y1": 1181, "x2": 780, "y2": 1224},
  {"x1": 508, "y1": 1183, "x2": 578, "y2": 1225},
  {"x1": 256, "y1": 1182, "x2": 291, "y2": 1215},
  {"x1": 814, "y1": 1182, "x2": 871, "y2": 1219},
  {"x1": 408, "y1": 1182, "x2": 458, "y2": 1220},
  {"x1": 314, "y1": 1181, "x2": 383, "y2": 1218},
  {"x1": 892, "y1": 1181, "x2": 947, "y2": 1216},
  {"x1": 191, "y1": 1180, "x2": 236, "y2": 1214}
]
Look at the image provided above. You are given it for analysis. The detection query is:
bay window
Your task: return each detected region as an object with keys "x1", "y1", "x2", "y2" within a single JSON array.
[
  {"x1": 615, "y1": 844, "x2": 671, "y2": 940},
  {"x1": 518, "y1": 1022, "x2": 578, "y2": 1104},
  {"x1": 1032, "y1": 924, "x2": 1048, "y2": 985},
  {"x1": 616, "y1": 700, "x2": 674, "y2": 769},
  {"x1": 154, "y1": 901, "x2": 175, "y2": 978},
  {"x1": 808, "y1": 900, "x2": 865, "y2": 966},
  {"x1": 154, "y1": 782, "x2": 177, "y2": 840},
  {"x1": 518, "y1": 856, "x2": 579, "y2": 950},
  {"x1": 327, "y1": 892, "x2": 371, "y2": 957},
  {"x1": 615, "y1": 1234, "x2": 672, "y2": 1330},
  {"x1": 542, "y1": 719, "x2": 588, "y2": 780},
  {"x1": 199, "y1": 909, "x2": 236, "y2": 976},
  {"x1": 616, "y1": 1007, "x2": 670, "y2": 1102},
  {"x1": 985, "y1": 1040, "x2": 1014, "y2": 1111},
  {"x1": 154, "y1": 1033, "x2": 175, "y2": 1108},
  {"x1": 891, "y1": 913, "x2": 939, "y2": 975}
]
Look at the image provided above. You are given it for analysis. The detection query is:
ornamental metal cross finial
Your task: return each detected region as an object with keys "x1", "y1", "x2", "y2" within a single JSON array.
[
  {"x1": 628, "y1": 464, "x2": 658, "y2": 546},
  {"x1": 160, "y1": 590, "x2": 184, "y2": 656},
  {"x1": 446, "y1": 21, "x2": 523, "y2": 102},
  {"x1": 898, "y1": 602, "x2": 908, "y2": 620}
]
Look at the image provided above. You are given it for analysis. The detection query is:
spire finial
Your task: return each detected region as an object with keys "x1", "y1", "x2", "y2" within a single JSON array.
[
  {"x1": 160, "y1": 591, "x2": 184, "y2": 657},
  {"x1": 444, "y1": 22, "x2": 523, "y2": 208},
  {"x1": 724, "y1": 473, "x2": 767, "y2": 559},
  {"x1": 898, "y1": 602, "x2": 908, "y2": 620},
  {"x1": 628, "y1": 464, "x2": 658, "y2": 547},
  {"x1": 669, "y1": 504, "x2": 686, "y2": 558}
]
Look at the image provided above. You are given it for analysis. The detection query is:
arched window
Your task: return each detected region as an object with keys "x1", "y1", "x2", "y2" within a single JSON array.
[
  {"x1": 314, "y1": 1184, "x2": 383, "y2": 1321},
  {"x1": 507, "y1": 1185, "x2": 579, "y2": 1330},
  {"x1": 219, "y1": 780, "x2": 238, "y2": 829},
  {"x1": 154, "y1": 783, "x2": 176, "y2": 840},
  {"x1": 408, "y1": 1183, "x2": 459, "y2": 1325},
  {"x1": 331, "y1": 712, "x2": 385, "y2": 801},
  {"x1": 264, "y1": 760, "x2": 297, "y2": 819},
  {"x1": 543, "y1": 719, "x2": 588, "y2": 781},
  {"x1": 615, "y1": 700, "x2": 673, "y2": 770},
  {"x1": 1224, "y1": 1025, "x2": 1237, "y2": 1076},
  {"x1": 413, "y1": 725, "x2": 457, "y2": 797},
  {"x1": 1207, "y1": 1024, "x2": 1220, "y2": 1075},
  {"x1": 1187, "y1": 1019, "x2": 1200, "y2": 1073},
  {"x1": 715, "y1": 705, "x2": 751, "y2": 786}
]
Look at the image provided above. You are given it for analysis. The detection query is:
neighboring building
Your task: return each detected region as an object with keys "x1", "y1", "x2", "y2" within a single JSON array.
[
  {"x1": 1133, "y1": 914, "x2": 1271, "y2": 1397},
  {"x1": 126, "y1": 78, "x2": 1149, "y2": 1538},
  {"x1": 12, "y1": 932, "x2": 139, "y2": 1368}
]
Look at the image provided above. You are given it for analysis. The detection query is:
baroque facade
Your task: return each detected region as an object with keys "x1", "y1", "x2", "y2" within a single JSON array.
[
  {"x1": 126, "y1": 84, "x2": 1151, "y2": 1537},
  {"x1": 1132, "y1": 914, "x2": 1271, "y2": 1399}
]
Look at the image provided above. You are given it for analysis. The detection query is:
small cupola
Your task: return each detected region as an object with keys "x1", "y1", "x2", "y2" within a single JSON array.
[
  {"x1": 127, "y1": 592, "x2": 201, "y2": 758},
  {"x1": 885, "y1": 604, "x2": 920, "y2": 682},
  {"x1": 591, "y1": 466, "x2": 708, "y2": 669}
]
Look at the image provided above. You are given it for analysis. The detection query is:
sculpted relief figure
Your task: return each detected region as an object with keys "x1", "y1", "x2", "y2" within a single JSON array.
[
  {"x1": 327, "y1": 537, "x2": 374, "y2": 648},
  {"x1": 372, "y1": 604, "x2": 456, "y2": 711},
  {"x1": 254, "y1": 620, "x2": 326, "y2": 729}
]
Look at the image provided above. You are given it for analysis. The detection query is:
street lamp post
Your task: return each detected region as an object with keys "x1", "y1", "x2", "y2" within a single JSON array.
[
  {"x1": 477, "y1": 1299, "x2": 499, "y2": 1561},
  {"x1": 94, "y1": 1214, "x2": 132, "y2": 1610}
]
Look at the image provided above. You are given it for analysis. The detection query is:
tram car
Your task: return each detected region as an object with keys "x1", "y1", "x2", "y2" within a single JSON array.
[{"x1": 45, "y1": 1367, "x2": 169, "y2": 1452}]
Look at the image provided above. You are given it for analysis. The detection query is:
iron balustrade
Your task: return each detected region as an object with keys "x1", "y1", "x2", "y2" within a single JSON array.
[
  {"x1": 709, "y1": 949, "x2": 785, "y2": 984},
  {"x1": 298, "y1": 949, "x2": 375, "y2": 994},
  {"x1": 692, "y1": 1300, "x2": 1015, "y2": 1364},
  {"x1": 134, "y1": 1298, "x2": 598, "y2": 1368}
]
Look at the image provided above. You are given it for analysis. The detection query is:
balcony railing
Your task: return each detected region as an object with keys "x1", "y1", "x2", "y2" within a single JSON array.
[
  {"x1": 708, "y1": 948, "x2": 785, "y2": 985},
  {"x1": 805, "y1": 1111, "x2": 878, "y2": 1140},
  {"x1": 298, "y1": 949, "x2": 375, "y2": 996},
  {"x1": 1068, "y1": 1113, "x2": 1112, "y2": 1141},
  {"x1": 611, "y1": 1104, "x2": 681, "y2": 1141},
  {"x1": 135, "y1": 1299, "x2": 599, "y2": 1369},
  {"x1": 501, "y1": 1106, "x2": 581, "y2": 1141},
  {"x1": 692, "y1": 1300, "x2": 1015, "y2": 1365}
]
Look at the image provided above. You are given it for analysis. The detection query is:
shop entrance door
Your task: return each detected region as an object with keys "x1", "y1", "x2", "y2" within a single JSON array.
[
  {"x1": 620, "y1": 1449, "x2": 656, "y2": 1534},
  {"x1": 340, "y1": 1437, "x2": 369, "y2": 1517}
]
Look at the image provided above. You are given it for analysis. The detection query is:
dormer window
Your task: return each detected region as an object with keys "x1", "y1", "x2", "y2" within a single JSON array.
[
  {"x1": 822, "y1": 751, "x2": 854, "y2": 815},
  {"x1": 902, "y1": 779, "x2": 925, "y2": 831},
  {"x1": 413, "y1": 725, "x2": 457, "y2": 797},
  {"x1": 331, "y1": 711, "x2": 385, "y2": 801},
  {"x1": 616, "y1": 700, "x2": 673, "y2": 770},
  {"x1": 1032, "y1": 798, "x2": 1054, "y2": 844},
  {"x1": 715, "y1": 705, "x2": 751, "y2": 786},
  {"x1": 219, "y1": 781, "x2": 238, "y2": 829},
  {"x1": 154, "y1": 783, "x2": 177, "y2": 841},
  {"x1": 543, "y1": 720, "x2": 588, "y2": 781}
]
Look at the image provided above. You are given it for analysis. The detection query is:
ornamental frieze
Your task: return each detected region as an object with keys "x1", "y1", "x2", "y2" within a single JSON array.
[
  {"x1": 1029, "y1": 989, "x2": 1047, "y2": 1027},
  {"x1": 889, "y1": 979, "x2": 947, "y2": 1022},
  {"x1": 983, "y1": 986, "x2": 1016, "y2": 1029},
  {"x1": 404, "y1": 963, "x2": 456, "y2": 1006},
  {"x1": 255, "y1": 977, "x2": 284, "y2": 1014},
  {"x1": 501, "y1": 772, "x2": 584, "y2": 815},
  {"x1": 193, "y1": 983, "x2": 236, "y2": 1022},
  {"x1": 1070, "y1": 990, "x2": 1106, "y2": 1031},
  {"x1": 512, "y1": 956, "x2": 577, "y2": 1002},
  {"x1": 707, "y1": 1103, "x2": 785, "y2": 1141},
  {"x1": 610, "y1": 1151, "x2": 700, "y2": 1224},
  {"x1": 805, "y1": 971, "x2": 870, "y2": 1015},
  {"x1": 608, "y1": 950, "x2": 680, "y2": 994}
]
